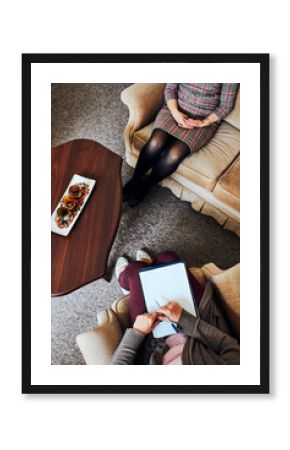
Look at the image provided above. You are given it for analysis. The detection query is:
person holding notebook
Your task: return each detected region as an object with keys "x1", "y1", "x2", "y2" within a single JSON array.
[{"x1": 111, "y1": 250, "x2": 240, "y2": 365}]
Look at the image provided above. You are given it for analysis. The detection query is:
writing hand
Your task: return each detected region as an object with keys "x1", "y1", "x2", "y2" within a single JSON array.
[{"x1": 157, "y1": 301, "x2": 182, "y2": 323}]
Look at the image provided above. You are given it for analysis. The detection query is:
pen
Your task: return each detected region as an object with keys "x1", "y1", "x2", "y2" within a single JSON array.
[
  {"x1": 171, "y1": 322, "x2": 179, "y2": 333},
  {"x1": 155, "y1": 299, "x2": 161, "y2": 309}
]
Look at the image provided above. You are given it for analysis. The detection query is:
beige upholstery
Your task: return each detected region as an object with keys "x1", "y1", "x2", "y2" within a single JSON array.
[
  {"x1": 224, "y1": 89, "x2": 240, "y2": 130},
  {"x1": 76, "y1": 263, "x2": 240, "y2": 364},
  {"x1": 181, "y1": 122, "x2": 239, "y2": 190},
  {"x1": 121, "y1": 84, "x2": 240, "y2": 235},
  {"x1": 76, "y1": 309, "x2": 124, "y2": 365},
  {"x1": 201, "y1": 263, "x2": 240, "y2": 337},
  {"x1": 121, "y1": 83, "x2": 166, "y2": 134},
  {"x1": 214, "y1": 156, "x2": 240, "y2": 212},
  {"x1": 133, "y1": 121, "x2": 239, "y2": 192}
]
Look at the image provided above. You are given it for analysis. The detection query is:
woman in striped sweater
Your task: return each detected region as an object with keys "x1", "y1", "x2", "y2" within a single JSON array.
[{"x1": 123, "y1": 83, "x2": 239, "y2": 207}]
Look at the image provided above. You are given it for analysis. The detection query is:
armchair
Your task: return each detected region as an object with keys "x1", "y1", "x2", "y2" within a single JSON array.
[{"x1": 76, "y1": 262, "x2": 240, "y2": 364}]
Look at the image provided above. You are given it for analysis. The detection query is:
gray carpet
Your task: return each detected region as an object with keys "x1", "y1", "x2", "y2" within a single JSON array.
[{"x1": 51, "y1": 83, "x2": 240, "y2": 365}]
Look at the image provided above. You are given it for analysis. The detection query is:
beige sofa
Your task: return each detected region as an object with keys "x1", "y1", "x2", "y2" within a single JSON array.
[
  {"x1": 121, "y1": 84, "x2": 240, "y2": 236},
  {"x1": 76, "y1": 262, "x2": 240, "y2": 365}
]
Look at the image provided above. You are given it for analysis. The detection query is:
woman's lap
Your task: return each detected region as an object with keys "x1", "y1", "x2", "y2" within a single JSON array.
[
  {"x1": 154, "y1": 105, "x2": 218, "y2": 153},
  {"x1": 118, "y1": 251, "x2": 204, "y2": 325}
]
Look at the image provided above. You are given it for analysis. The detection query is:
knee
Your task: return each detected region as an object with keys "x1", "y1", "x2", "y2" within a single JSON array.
[
  {"x1": 167, "y1": 146, "x2": 189, "y2": 164},
  {"x1": 147, "y1": 137, "x2": 164, "y2": 154},
  {"x1": 146, "y1": 130, "x2": 168, "y2": 154},
  {"x1": 167, "y1": 149, "x2": 182, "y2": 163},
  {"x1": 147, "y1": 137, "x2": 160, "y2": 152},
  {"x1": 154, "y1": 251, "x2": 180, "y2": 264},
  {"x1": 128, "y1": 261, "x2": 149, "y2": 272}
]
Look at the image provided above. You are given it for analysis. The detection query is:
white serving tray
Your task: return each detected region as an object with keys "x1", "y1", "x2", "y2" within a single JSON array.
[{"x1": 51, "y1": 174, "x2": 96, "y2": 237}]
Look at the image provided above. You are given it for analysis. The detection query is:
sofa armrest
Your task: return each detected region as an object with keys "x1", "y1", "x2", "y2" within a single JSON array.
[
  {"x1": 76, "y1": 309, "x2": 124, "y2": 365},
  {"x1": 189, "y1": 267, "x2": 206, "y2": 286},
  {"x1": 202, "y1": 263, "x2": 240, "y2": 338},
  {"x1": 111, "y1": 295, "x2": 130, "y2": 331},
  {"x1": 224, "y1": 88, "x2": 240, "y2": 130},
  {"x1": 121, "y1": 83, "x2": 166, "y2": 135},
  {"x1": 201, "y1": 262, "x2": 223, "y2": 278}
]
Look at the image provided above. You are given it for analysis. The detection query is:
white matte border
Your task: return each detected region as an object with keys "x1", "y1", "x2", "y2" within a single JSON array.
[{"x1": 30, "y1": 61, "x2": 260, "y2": 386}]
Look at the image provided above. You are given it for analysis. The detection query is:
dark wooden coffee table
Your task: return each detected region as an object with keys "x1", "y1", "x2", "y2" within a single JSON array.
[{"x1": 51, "y1": 139, "x2": 122, "y2": 296}]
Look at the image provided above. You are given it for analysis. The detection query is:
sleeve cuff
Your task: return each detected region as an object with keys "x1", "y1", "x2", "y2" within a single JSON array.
[
  {"x1": 211, "y1": 108, "x2": 226, "y2": 122},
  {"x1": 177, "y1": 309, "x2": 198, "y2": 333},
  {"x1": 165, "y1": 93, "x2": 177, "y2": 102},
  {"x1": 122, "y1": 328, "x2": 146, "y2": 347}
]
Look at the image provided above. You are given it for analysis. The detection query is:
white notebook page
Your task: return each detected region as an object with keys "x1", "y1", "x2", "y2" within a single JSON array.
[{"x1": 139, "y1": 261, "x2": 197, "y2": 338}]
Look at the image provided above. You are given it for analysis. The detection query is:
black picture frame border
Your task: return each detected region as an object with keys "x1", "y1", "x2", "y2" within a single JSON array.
[{"x1": 22, "y1": 53, "x2": 269, "y2": 394}]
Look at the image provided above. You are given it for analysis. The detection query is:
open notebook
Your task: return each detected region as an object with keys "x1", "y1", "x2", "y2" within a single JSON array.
[{"x1": 139, "y1": 261, "x2": 198, "y2": 338}]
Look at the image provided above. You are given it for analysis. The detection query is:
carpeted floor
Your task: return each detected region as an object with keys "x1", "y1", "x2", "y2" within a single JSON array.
[{"x1": 51, "y1": 83, "x2": 240, "y2": 365}]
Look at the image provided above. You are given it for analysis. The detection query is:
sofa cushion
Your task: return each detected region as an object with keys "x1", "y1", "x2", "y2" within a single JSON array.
[
  {"x1": 133, "y1": 121, "x2": 240, "y2": 191},
  {"x1": 213, "y1": 156, "x2": 240, "y2": 212},
  {"x1": 181, "y1": 122, "x2": 240, "y2": 190}
]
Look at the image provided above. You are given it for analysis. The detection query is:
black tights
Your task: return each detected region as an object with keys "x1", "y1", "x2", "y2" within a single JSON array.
[{"x1": 133, "y1": 129, "x2": 190, "y2": 186}]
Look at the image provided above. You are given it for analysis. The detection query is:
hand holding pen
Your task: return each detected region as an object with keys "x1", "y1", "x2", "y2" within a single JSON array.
[{"x1": 155, "y1": 300, "x2": 182, "y2": 332}]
